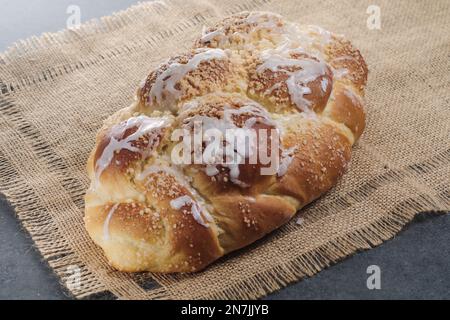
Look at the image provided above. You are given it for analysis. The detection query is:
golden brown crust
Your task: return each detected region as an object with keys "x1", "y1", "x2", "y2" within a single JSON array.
[
  {"x1": 84, "y1": 11, "x2": 368, "y2": 273},
  {"x1": 194, "y1": 11, "x2": 287, "y2": 50},
  {"x1": 248, "y1": 53, "x2": 334, "y2": 113},
  {"x1": 268, "y1": 118, "x2": 352, "y2": 204},
  {"x1": 175, "y1": 93, "x2": 278, "y2": 192},
  {"x1": 210, "y1": 194, "x2": 297, "y2": 253},
  {"x1": 324, "y1": 84, "x2": 366, "y2": 141},
  {"x1": 136, "y1": 48, "x2": 245, "y2": 113},
  {"x1": 326, "y1": 35, "x2": 368, "y2": 92}
]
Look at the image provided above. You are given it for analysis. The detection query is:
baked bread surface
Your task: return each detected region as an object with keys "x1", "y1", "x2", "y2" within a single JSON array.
[{"x1": 84, "y1": 11, "x2": 368, "y2": 272}]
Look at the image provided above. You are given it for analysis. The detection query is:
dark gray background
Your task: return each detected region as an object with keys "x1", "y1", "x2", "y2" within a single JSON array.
[{"x1": 0, "y1": 0, "x2": 448, "y2": 300}]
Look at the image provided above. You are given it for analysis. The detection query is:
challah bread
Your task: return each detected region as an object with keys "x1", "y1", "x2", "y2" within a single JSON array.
[{"x1": 84, "y1": 11, "x2": 368, "y2": 272}]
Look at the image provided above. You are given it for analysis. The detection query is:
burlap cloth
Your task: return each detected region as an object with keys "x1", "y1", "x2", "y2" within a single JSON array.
[{"x1": 0, "y1": 0, "x2": 448, "y2": 299}]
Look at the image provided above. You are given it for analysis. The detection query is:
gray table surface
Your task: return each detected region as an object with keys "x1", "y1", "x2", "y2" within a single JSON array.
[{"x1": 0, "y1": 0, "x2": 449, "y2": 300}]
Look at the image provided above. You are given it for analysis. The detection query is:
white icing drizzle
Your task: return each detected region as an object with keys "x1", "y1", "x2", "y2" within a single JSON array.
[
  {"x1": 224, "y1": 16, "x2": 337, "y2": 104},
  {"x1": 200, "y1": 27, "x2": 225, "y2": 45},
  {"x1": 198, "y1": 12, "x2": 341, "y2": 109},
  {"x1": 149, "y1": 49, "x2": 227, "y2": 105},
  {"x1": 199, "y1": 12, "x2": 285, "y2": 48},
  {"x1": 332, "y1": 55, "x2": 355, "y2": 63},
  {"x1": 93, "y1": 116, "x2": 170, "y2": 189},
  {"x1": 103, "y1": 203, "x2": 119, "y2": 241},
  {"x1": 277, "y1": 146, "x2": 296, "y2": 177},
  {"x1": 330, "y1": 55, "x2": 353, "y2": 80},
  {"x1": 304, "y1": 24, "x2": 333, "y2": 47},
  {"x1": 199, "y1": 11, "x2": 335, "y2": 65},
  {"x1": 257, "y1": 46, "x2": 327, "y2": 114},
  {"x1": 170, "y1": 195, "x2": 209, "y2": 227},
  {"x1": 344, "y1": 88, "x2": 363, "y2": 106},
  {"x1": 181, "y1": 102, "x2": 274, "y2": 187},
  {"x1": 137, "y1": 163, "x2": 214, "y2": 227},
  {"x1": 333, "y1": 68, "x2": 349, "y2": 79},
  {"x1": 244, "y1": 11, "x2": 284, "y2": 32},
  {"x1": 185, "y1": 112, "x2": 251, "y2": 187},
  {"x1": 321, "y1": 78, "x2": 328, "y2": 93},
  {"x1": 267, "y1": 22, "x2": 332, "y2": 59},
  {"x1": 205, "y1": 165, "x2": 220, "y2": 176}
]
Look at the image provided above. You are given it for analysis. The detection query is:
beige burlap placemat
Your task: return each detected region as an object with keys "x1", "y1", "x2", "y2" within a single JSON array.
[{"x1": 0, "y1": 0, "x2": 449, "y2": 299}]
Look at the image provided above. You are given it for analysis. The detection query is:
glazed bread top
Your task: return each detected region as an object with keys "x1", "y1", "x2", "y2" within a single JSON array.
[{"x1": 84, "y1": 11, "x2": 368, "y2": 272}]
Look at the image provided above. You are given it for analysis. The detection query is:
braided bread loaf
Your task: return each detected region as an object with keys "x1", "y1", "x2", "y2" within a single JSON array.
[{"x1": 84, "y1": 11, "x2": 368, "y2": 272}]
